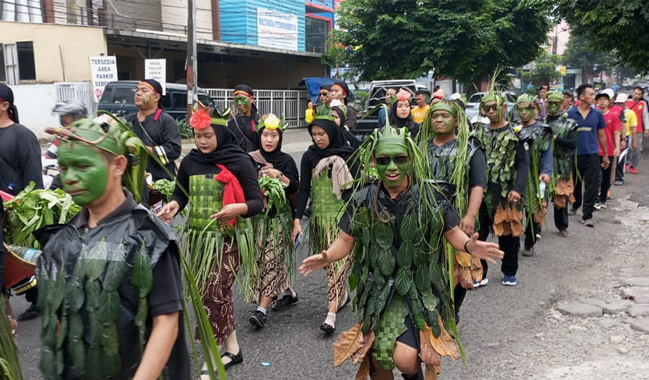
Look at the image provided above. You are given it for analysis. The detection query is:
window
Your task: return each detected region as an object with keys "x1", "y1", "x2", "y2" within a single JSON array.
[
  {"x1": 0, "y1": 46, "x2": 5, "y2": 82},
  {"x1": 172, "y1": 93, "x2": 187, "y2": 109},
  {"x1": 161, "y1": 93, "x2": 172, "y2": 109},
  {"x1": 16, "y1": 41, "x2": 35, "y2": 81},
  {"x1": 306, "y1": 17, "x2": 330, "y2": 54}
]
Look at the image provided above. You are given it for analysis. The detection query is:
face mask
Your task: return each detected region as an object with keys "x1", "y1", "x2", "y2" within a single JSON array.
[
  {"x1": 375, "y1": 144, "x2": 411, "y2": 188},
  {"x1": 58, "y1": 143, "x2": 109, "y2": 206}
]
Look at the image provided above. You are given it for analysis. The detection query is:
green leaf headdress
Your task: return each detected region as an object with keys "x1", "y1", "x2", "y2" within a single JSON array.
[
  {"x1": 516, "y1": 93, "x2": 539, "y2": 111},
  {"x1": 480, "y1": 68, "x2": 509, "y2": 122},
  {"x1": 45, "y1": 118, "x2": 149, "y2": 203},
  {"x1": 547, "y1": 91, "x2": 563, "y2": 102}
]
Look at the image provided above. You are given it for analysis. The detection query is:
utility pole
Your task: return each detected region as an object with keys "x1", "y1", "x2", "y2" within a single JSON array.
[{"x1": 186, "y1": 0, "x2": 198, "y2": 117}]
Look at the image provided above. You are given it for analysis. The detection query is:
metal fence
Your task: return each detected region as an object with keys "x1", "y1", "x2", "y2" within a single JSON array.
[
  {"x1": 54, "y1": 82, "x2": 96, "y2": 114},
  {"x1": 206, "y1": 89, "x2": 310, "y2": 127}
]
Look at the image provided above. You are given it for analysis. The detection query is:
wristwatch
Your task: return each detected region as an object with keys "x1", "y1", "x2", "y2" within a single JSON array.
[{"x1": 463, "y1": 239, "x2": 471, "y2": 254}]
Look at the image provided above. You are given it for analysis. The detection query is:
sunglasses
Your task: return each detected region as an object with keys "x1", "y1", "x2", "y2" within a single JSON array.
[
  {"x1": 376, "y1": 155, "x2": 409, "y2": 166},
  {"x1": 482, "y1": 104, "x2": 499, "y2": 112},
  {"x1": 319, "y1": 92, "x2": 329, "y2": 97}
]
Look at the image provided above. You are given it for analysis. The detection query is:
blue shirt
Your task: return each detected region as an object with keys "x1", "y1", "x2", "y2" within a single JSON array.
[{"x1": 566, "y1": 107, "x2": 606, "y2": 155}]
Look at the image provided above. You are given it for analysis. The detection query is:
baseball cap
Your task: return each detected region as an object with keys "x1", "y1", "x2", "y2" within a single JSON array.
[
  {"x1": 595, "y1": 88, "x2": 615, "y2": 100},
  {"x1": 615, "y1": 93, "x2": 628, "y2": 103}
]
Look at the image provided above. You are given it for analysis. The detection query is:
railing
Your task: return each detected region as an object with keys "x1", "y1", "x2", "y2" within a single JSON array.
[
  {"x1": 206, "y1": 89, "x2": 310, "y2": 128},
  {"x1": 54, "y1": 82, "x2": 96, "y2": 114}
]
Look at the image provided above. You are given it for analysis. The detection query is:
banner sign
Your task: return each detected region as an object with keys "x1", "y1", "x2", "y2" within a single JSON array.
[
  {"x1": 89, "y1": 56, "x2": 118, "y2": 102},
  {"x1": 257, "y1": 8, "x2": 298, "y2": 51},
  {"x1": 145, "y1": 59, "x2": 167, "y2": 95}
]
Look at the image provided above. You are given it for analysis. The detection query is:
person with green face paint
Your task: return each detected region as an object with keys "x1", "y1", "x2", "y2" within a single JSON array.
[
  {"x1": 514, "y1": 94, "x2": 553, "y2": 258},
  {"x1": 39, "y1": 119, "x2": 191, "y2": 379},
  {"x1": 299, "y1": 121, "x2": 503, "y2": 380},
  {"x1": 472, "y1": 80, "x2": 531, "y2": 287},
  {"x1": 421, "y1": 100, "x2": 486, "y2": 318},
  {"x1": 545, "y1": 91, "x2": 578, "y2": 237},
  {"x1": 227, "y1": 84, "x2": 261, "y2": 152}
]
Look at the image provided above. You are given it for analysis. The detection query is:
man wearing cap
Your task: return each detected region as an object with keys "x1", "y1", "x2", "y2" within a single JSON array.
[
  {"x1": 515, "y1": 94, "x2": 553, "y2": 257},
  {"x1": 45, "y1": 100, "x2": 89, "y2": 160},
  {"x1": 594, "y1": 89, "x2": 621, "y2": 210},
  {"x1": 567, "y1": 84, "x2": 609, "y2": 227},
  {"x1": 0, "y1": 83, "x2": 44, "y2": 322},
  {"x1": 377, "y1": 87, "x2": 397, "y2": 128},
  {"x1": 614, "y1": 93, "x2": 637, "y2": 186},
  {"x1": 410, "y1": 89, "x2": 430, "y2": 124},
  {"x1": 125, "y1": 79, "x2": 182, "y2": 182},
  {"x1": 227, "y1": 84, "x2": 261, "y2": 152},
  {"x1": 318, "y1": 84, "x2": 332, "y2": 107},
  {"x1": 562, "y1": 90, "x2": 574, "y2": 112},
  {"x1": 330, "y1": 80, "x2": 357, "y2": 128}
]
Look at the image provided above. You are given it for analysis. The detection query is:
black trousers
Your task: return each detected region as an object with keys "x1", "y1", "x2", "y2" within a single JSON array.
[
  {"x1": 573, "y1": 154, "x2": 602, "y2": 221},
  {"x1": 599, "y1": 156, "x2": 614, "y2": 204},
  {"x1": 524, "y1": 219, "x2": 541, "y2": 250},
  {"x1": 478, "y1": 204, "x2": 520, "y2": 277},
  {"x1": 554, "y1": 205, "x2": 569, "y2": 231}
]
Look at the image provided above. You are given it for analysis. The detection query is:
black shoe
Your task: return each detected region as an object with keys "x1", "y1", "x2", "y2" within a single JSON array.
[
  {"x1": 320, "y1": 322, "x2": 335, "y2": 335},
  {"x1": 221, "y1": 350, "x2": 243, "y2": 371},
  {"x1": 522, "y1": 246, "x2": 535, "y2": 257},
  {"x1": 248, "y1": 310, "x2": 267, "y2": 329},
  {"x1": 272, "y1": 292, "x2": 299, "y2": 310},
  {"x1": 336, "y1": 292, "x2": 351, "y2": 312},
  {"x1": 402, "y1": 369, "x2": 424, "y2": 380},
  {"x1": 17, "y1": 303, "x2": 43, "y2": 321}
]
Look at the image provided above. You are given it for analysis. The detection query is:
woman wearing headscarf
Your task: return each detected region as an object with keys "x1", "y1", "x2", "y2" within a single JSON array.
[
  {"x1": 389, "y1": 89, "x2": 420, "y2": 137},
  {"x1": 332, "y1": 104, "x2": 361, "y2": 151},
  {"x1": 331, "y1": 80, "x2": 358, "y2": 128},
  {"x1": 247, "y1": 114, "x2": 300, "y2": 329},
  {"x1": 157, "y1": 103, "x2": 263, "y2": 376},
  {"x1": 292, "y1": 108, "x2": 360, "y2": 334}
]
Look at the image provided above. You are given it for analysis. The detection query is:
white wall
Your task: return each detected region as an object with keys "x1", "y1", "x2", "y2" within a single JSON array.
[{"x1": 11, "y1": 84, "x2": 59, "y2": 139}]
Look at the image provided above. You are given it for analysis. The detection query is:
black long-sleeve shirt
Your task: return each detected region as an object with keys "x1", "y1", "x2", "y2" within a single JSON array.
[
  {"x1": 126, "y1": 111, "x2": 182, "y2": 181},
  {"x1": 227, "y1": 114, "x2": 260, "y2": 152},
  {"x1": 170, "y1": 155, "x2": 263, "y2": 218},
  {"x1": 0, "y1": 123, "x2": 43, "y2": 194},
  {"x1": 555, "y1": 129, "x2": 578, "y2": 150}
]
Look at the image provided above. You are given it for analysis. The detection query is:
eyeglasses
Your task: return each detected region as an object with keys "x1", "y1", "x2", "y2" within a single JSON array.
[
  {"x1": 319, "y1": 92, "x2": 329, "y2": 97},
  {"x1": 376, "y1": 155, "x2": 409, "y2": 166},
  {"x1": 482, "y1": 104, "x2": 499, "y2": 112}
]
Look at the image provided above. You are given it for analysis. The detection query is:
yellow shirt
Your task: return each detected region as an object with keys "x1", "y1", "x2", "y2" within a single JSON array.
[
  {"x1": 624, "y1": 109, "x2": 637, "y2": 136},
  {"x1": 411, "y1": 105, "x2": 429, "y2": 124}
]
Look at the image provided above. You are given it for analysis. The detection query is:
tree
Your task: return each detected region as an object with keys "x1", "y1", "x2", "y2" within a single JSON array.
[
  {"x1": 320, "y1": 36, "x2": 347, "y2": 79},
  {"x1": 335, "y1": 0, "x2": 553, "y2": 86},
  {"x1": 562, "y1": 34, "x2": 616, "y2": 84},
  {"x1": 521, "y1": 51, "x2": 562, "y2": 86},
  {"x1": 557, "y1": 0, "x2": 649, "y2": 73}
]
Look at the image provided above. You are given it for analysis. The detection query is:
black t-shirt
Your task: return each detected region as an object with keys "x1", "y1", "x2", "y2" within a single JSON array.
[
  {"x1": 126, "y1": 111, "x2": 182, "y2": 181},
  {"x1": 468, "y1": 149, "x2": 487, "y2": 188},
  {"x1": 0, "y1": 123, "x2": 43, "y2": 194}
]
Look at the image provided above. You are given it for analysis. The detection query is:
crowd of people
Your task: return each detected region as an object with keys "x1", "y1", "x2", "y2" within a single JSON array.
[{"x1": 0, "y1": 74, "x2": 647, "y2": 379}]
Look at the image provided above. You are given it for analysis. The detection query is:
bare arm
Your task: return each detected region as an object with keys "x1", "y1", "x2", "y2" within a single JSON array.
[
  {"x1": 443, "y1": 228, "x2": 503, "y2": 264},
  {"x1": 299, "y1": 231, "x2": 356, "y2": 277},
  {"x1": 132, "y1": 312, "x2": 179, "y2": 380},
  {"x1": 614, "y1": 130, "x2": 621, "y2": 157}
]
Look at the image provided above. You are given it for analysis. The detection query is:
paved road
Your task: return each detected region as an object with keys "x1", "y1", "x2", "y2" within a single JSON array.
[{"x1": 14, "y1": 132, "x2": 649, "y2": 379}]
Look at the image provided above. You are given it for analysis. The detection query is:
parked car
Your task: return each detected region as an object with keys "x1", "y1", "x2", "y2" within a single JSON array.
[
  {"x1": 97, "y1": 81, "x2": 214, "y2": 120},
  {"x1": 465, "y1": 91, "x2": 518, "y2": 123},
  {"x1": 352, "y1": 79, "x2": 430, "y2": 141}
]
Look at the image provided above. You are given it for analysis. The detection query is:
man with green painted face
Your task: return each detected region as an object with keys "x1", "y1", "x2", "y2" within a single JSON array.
[
  {"x1": 38, "y1": 119, "x2": 190, "y2": 379},
  {"x1": 423, "y1": 100, "x2": 486, "y2": 315},
  {"x1": 515, "y1": 94, "x2": 553, "y2": 257},
  {"x1": 227, "y1": 84, "x2": 261, "y2": 152},
  {"x1": 300, "y1": 123, "x2": 503, "y2": 380},
  {"x1": 472, "y1": 89, "x2": 530, "y2": 287},
  {"x1": 545, "y1": 91, "x2": 578, "y2": 237}
]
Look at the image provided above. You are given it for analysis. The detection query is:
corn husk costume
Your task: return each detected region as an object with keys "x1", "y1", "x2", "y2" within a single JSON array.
[
  {"x1": 300, "y1": 106, "x2": 358, "y2": 311},
  {"x1": 334, "y1": 117, "x2": 464, "y2": 378},
  {"x1": 545, "y1": 92, "x2": 578, "y2": 209},
  {"x1": 249, "y1": 114, "x2": 299, "y2": 301},
  {"x1": 471, "y1": 86, "x2": 525, "y2": 237},
  {"x1": 36, "y1": 119, "x2": 196, "y2": 379},
  {"x1": 420, "y1": 100, "x2": 484, "y2": 291}
]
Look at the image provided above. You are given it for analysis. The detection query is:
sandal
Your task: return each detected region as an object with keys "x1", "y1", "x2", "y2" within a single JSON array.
[{"x1": 320, "y1": 322, "x2": 335, "y2": 335}]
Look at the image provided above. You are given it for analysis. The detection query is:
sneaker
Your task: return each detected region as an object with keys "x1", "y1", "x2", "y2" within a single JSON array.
[
  {"x1": 535, "y1": 233, "x2": 541, "y2": 240},
  {"x1": 248, "y1": 310, "x2": 267, "y2": 329},
  {"x1": 471, "y1": 279, "x2": 480, "y2": 289},
  {"x1": 271, "y1": 292, "x2": 299, "y2": 310},
  {"x1": 614, "y1": 180, "x2": 624, "y2": 186},
  {"x1": 625, "y1": 163, "x2": 631, "y2": 173},
  {"x1": 631, "y1": 167, "x2": 638, "y2": 175},
  {"x1": 569, "y1": 207, "x2": 578, "y2": 215},
  {"x1": 581, "y1": 218, "x2": 594, "y2": 227},
  {"x1": 522, "y1": 246, "x2": 535, "y2": 257},
  {"x1": 558, "y1": 230, "x2": 570, "y2": 237},
  {"x1": 17, "y1": 303, "x2": 43, "y2": 321},
  {"x1": 600, "y1": 203, "x2": 607, "y2": 209},
  {"x1": 502, "y1": 275, "x2": 517, "y2": 286},
  {"x1": 594, "y1": 202, "x2": 601, "y2": 210},
  {"x1": 479, "y1": 278, "x2": 489, "y2": 287}
]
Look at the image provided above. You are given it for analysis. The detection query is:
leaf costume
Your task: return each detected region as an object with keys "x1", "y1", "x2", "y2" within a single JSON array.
[
  {"x1": 546, "y1": 113, "x2": 578, "y2": 209},
  {"x1": 37, "y1": 120, "x2": 191, "y2": 379},
  {"x1": 334, "y1": 123, "x2": 463, "y2": 377}
]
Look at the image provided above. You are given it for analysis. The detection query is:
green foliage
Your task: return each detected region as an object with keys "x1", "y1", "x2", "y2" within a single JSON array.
[
  {"x1": 177, "y1": 118, "x2": 193, "y2": 139},
  {"x1": 561, "y1": 34, "x2": 616, "y2": 82},
  {"x1": 557, "y1": 0, "x2": 649, "y2": 73},
  {"x1": 335, "y1": 0, "x2": 553, "y2": 83},
  {"x1": 521, "y1": 51, "x2": 562, "y2": 86}
]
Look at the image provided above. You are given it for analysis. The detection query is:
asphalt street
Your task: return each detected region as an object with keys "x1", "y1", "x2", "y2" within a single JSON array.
[{"x1": 13, "y1": 129, "x2": 649, "y2": 379}]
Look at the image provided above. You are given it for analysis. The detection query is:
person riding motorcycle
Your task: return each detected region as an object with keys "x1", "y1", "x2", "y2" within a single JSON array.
[{"x1": 44, "y1": 100, "x2": 88, "y2": 160}]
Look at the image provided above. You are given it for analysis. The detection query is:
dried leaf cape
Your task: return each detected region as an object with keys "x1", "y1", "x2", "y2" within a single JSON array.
[{"x1": 334, "y1": 120, "x2": 464, "y2": 378}]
